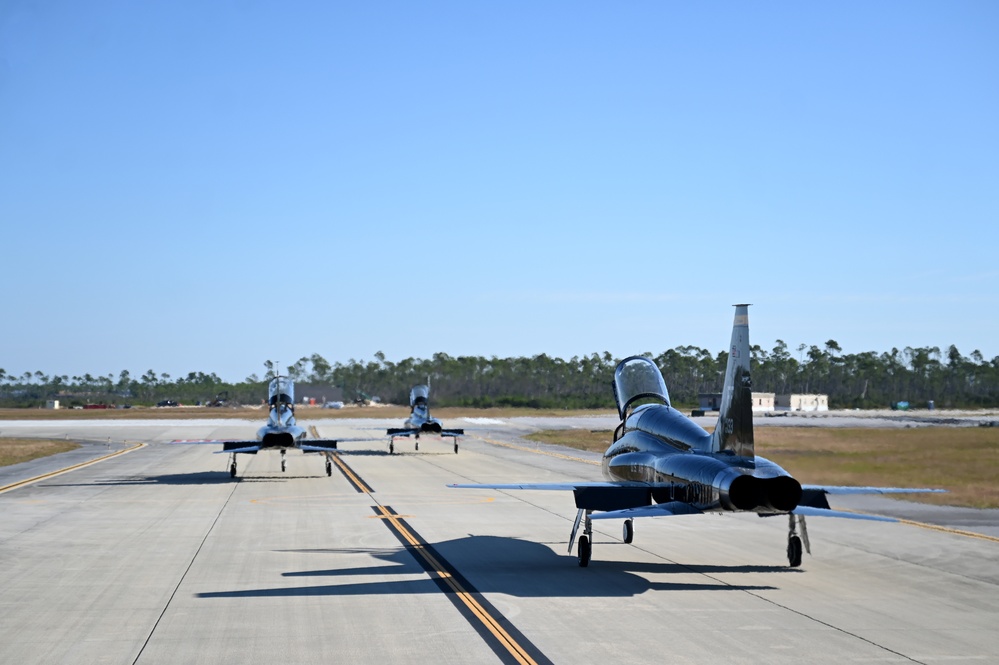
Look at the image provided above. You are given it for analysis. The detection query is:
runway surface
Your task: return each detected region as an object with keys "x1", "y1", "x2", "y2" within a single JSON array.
[{"x1": 1, "y1": 417, "x2": 997, "y2": 664}]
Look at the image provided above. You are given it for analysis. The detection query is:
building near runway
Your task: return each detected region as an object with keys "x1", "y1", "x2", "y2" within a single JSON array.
[
  {"x1": 697, "y1": 392, "x2": 828, "y2": 414},
  {"x1": 776, "y1": 393, "x2": 829, "y2": 412},
  {"x1": 697, "y1": 392, "x2": 775, "y2": 414}
]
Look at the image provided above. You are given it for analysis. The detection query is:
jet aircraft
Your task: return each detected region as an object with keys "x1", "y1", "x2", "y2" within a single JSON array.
[
  {"x1": 174, "y1": 376, "x2": 341, "y2": 478},
  {"x1": 451, "y1": 305, "x2": 945, "y2": 567},
  {"x1": 387, "y1": 384, "x2": 464, "y2": 454}
]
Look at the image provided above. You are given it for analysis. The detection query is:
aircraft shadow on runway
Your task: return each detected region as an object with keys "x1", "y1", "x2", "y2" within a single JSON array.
[
  {"x1": 43, "y1": 472, "x2": 318, "y2": 486},
  {"x1": 196, "y1": 535, "x2": 784, "y2": 600}
]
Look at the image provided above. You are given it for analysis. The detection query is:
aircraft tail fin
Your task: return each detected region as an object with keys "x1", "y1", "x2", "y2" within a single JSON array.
[{"x1": 710, "y1": 304, "x2": 754, "y2": 458}]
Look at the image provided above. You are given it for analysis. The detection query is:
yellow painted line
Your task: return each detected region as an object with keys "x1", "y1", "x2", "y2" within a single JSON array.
[
  {"x1": 375, "y1": 505, "x2": 538, "y2": 665},
  {"x1": 330, "y1": 454, "x2": 373, "y2": 494},
  {"x1": 368, "y1": 513, "x2": 414, "y2": 519},
  {"x1": 0, "y1": 442, "x2": 146, "y2": 495},
  {"x1": 897, "y1": 518, "x2": 999, "y2": 544},
  {"x1": 480, "y1": 436, "x2": 600, "y2": 466},
  {"x1": 309, "y1": 424, "x2": 374, "y2": 493}
]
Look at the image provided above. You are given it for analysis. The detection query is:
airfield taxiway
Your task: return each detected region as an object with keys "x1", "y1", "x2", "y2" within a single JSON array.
[{"x1": 0, "y1": 416, "x2": 996, "y2": 664}]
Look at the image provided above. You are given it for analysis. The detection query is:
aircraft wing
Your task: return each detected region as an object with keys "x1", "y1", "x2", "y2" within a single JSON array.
[
  {"x1": 390, "y1": 428, "x2": 465, "y2": 438},
  {"x1": 791, "y1": 506, "x2": 897, "y2": 522},
  {"x1": 450, "y1": 480, "x2": 658, "y2": 513},
  {"x1": 802, "y1": 485, "x2": 947, "y2": 495},
  {"x1": 214, "y1": 445, "x2": 260, "y2": 454},
  {"x1": 169, "y1": 439, "x2": 230, "y2": 444},
  {"x1": 170, "y1": 439, "x2": 262, "y2": 453},
  {"x1": 448, "y1": 481, "x2": 649, "y2": 491},
  {"x1": 589, "y1": 501, "x2": 703, "y2": 520},
  {"x1": 794, "y1": 485, "x2": 946, "y2": 521},
  {"x1": 299, "y1": 440, "x2": 340, "y2": 452}
]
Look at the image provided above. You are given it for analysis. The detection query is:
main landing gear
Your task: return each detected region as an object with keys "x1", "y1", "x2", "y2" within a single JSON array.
[
  {"x1": 452, "y1": 436, "x2": 459, "y2": 454},
  {"x1": 389, "y1": 440, "x2": 395, "y2": 454},
  {"x1": 228, "y1": 453, "x2": 237, "y2": 479},
  {"x1": 325, "y1": 455, "x2": 333, "y2": 477},
  {"x1": 569, "y1": 509, "x2": 594, "y2": 567},
  {"x1": 787, "y1": 514, "x2": 810, "y2": 567},
  {"x1": 568, "y1": 511, "x2": 635, "y2": 568},
  {"x1": 280, "y1": 449, "x2": 287, "y2": 472}
]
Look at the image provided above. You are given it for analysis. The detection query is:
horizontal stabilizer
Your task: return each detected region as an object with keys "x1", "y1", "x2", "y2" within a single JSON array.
[
  {"x1": 590, "y1": 501, "x2": 703, "y2": 520},
  {"x1": 441, "y1": 429, "x2": 465, "y2": 437},
  {"x1": 791, "y1": 506, "x2": 897, "y2": 522},
  {"x1": 300, "y1": 440, "x2": 339, "y2": 452},
  {"x1": 387, "y1": 428, "x2": 416, "y2": 437},
  {"x1": 574, "y1": 485, "x2": 652, "y2": 511}
]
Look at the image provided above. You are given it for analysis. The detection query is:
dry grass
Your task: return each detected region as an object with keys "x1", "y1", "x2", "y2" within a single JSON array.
[
  {"x1": 526, "y1": 426, "x2": 999, "y2": 509},
  {"x1": 0, "y1": 438, "x2": 80, "y2": 467}
]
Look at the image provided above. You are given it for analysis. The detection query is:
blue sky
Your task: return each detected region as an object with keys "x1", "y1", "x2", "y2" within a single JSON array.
[{"x1": 2, "y1": 1, "x2": 997, "y2": 382}]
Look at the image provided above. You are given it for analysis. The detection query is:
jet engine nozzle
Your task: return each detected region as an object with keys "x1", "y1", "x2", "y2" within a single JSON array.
[
  {"x1": 420, "y1": 422, "x2": 443, "y2": 434},
  {"x1": 261, "y1": 432, "x2": 296, "y2": 448},
  {"x1": 720, "y1": 473, "x2": 802, "y2": 512}
]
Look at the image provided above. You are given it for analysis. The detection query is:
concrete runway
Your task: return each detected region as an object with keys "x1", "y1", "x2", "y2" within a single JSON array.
[{"x1": 1, "y1": 416, "x2": 997, "y2": 664}]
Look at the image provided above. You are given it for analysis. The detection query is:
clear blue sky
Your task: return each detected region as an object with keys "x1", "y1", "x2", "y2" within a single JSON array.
[{"x1": 2, "y1": 1, "x2": 997, "y2": 382}]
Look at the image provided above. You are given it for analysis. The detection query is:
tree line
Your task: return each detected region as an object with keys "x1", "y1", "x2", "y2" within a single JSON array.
[{"x1": 2, "y1": 341, "x2": 998, "y2": 409}]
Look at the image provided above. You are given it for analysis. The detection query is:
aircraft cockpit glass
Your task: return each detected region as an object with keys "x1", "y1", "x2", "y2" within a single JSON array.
[
  {"x1": 613, "y1": 356, "x2": 670, "y2": 420},
  {"x1": 268, "y1": 376, "x2": 295, "y2": 406},
  {"x1": 410, "y1": 385, "x2": 430, "y2": 406}
]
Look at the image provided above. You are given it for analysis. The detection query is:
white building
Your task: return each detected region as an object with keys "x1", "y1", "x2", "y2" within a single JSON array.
[
  {"x1": 752, "y1": 393, "x2": 775, "y2": 413},
  {"x1": 696, "y1": 392, "x2": 774, "y2": 413},
  {"x1": 776, "y1": 394, "x2": 829, "y2": 412}
]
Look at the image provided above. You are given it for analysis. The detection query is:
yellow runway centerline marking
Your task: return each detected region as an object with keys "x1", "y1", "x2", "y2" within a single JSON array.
[
  {"x1": 329, "y1": 453, "x2": 373, "y2": 493},
  {"x1": 374, "y1": 505, "x2": 539, "y2": 665},
  {"x1": 0, "y1": 442, "x2": 145, "y2": 495}
]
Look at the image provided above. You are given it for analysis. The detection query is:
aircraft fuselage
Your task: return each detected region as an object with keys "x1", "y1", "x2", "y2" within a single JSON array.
[
  {"x1": 256, "y1": 405, "x2": 307, "y2": 449},
  {"x1": 404, "y1": 405, "x2": 443, "y2": 433},
  {"x1": 603, "y1": 403, "x2": 801, "y2": 513}
]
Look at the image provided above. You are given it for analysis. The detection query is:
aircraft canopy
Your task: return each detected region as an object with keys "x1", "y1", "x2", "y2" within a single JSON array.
[
  {"x1": 269, "y1": 376, "x2": 294, "y2": 406},
  {"x1": 613, "y1": 356, "x2": 670, "y2": 419},
  {"x1": 410, "y1": 385, "x2": 430, "y2": 407}
]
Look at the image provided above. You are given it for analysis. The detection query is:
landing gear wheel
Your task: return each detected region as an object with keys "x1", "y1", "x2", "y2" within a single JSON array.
[
  {"x1": 454, "y1": 442, "x2": 459, "y2": 454},
  {"x1": 281, "y1": 459, "x2": 287, "y2": 472},
  {"x1": 415, "y1": 441, "x2": 419, "y2": 451},
  {"x1": 787, "y1": 535, "x2": 803, "y2": 567},
  {"x1": 577, "y1": 535, "x2": 591, "y2": 567},
  {"x1": 389, "y1": 441, "x2": 395, "y2": 455},
  {"x1": 623, "y1": 519, "x2": 634, "y2": 544},
  {"x1": 325, "y1": 461, "x2": 332, "y2": 477},
  {"x1": 229, "y1": 463, "x2": 237, "y2": 479}
]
